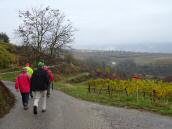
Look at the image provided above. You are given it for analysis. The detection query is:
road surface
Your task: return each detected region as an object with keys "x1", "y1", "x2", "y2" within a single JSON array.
[{"x1": 0, "y1": 81, "x2": 172, "y2": 129}]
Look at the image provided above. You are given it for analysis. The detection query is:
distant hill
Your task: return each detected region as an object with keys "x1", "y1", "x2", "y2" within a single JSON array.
[
  {"x1": 71, "y1": 49, "x2": 172, "y2": 65},
  {"x1": 0, "y1": 42, "x2": 17, "y2": 68},
  {"x1": 109, "y1": 43, "x2": 172, "y2": 54},
  {"x1": 79, "y1": 43, "x2": 172, "y2": 54}
]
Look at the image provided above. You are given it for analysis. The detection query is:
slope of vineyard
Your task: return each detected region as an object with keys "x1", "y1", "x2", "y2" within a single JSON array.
[
  {"x1": 88, "y1": 79, "x2": 172, "y2": 100},
  {"x1": 54, "y1": 74, "x2": 172, "y2": 116},
  {"x1": 0, "y1": 42, "x2": 17, "y2": 68}
]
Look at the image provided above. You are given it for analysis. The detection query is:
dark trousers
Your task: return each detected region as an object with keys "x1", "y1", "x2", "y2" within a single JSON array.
[
  {"x1": 47, "y1": 83, "x2": 51, "y2": 96},
  {"x1": 21, "y1": 93, "x2": 29, "y2": 107},
  {"x1": 30, "y1": 90, "x2": 33, "y2": 98}
]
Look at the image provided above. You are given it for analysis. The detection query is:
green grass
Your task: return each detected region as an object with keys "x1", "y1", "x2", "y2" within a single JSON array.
[
  {"x1": 54, "y1": 80, "x2": 172, "y2": 116},
  {"x1": 0, "y1": 67, "x2": 20, "y2": 73},
  {"x1": 0, "y1": 72, "x2": 19, "y2": 81}
]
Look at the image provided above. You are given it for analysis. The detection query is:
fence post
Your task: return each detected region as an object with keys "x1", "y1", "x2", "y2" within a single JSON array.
[
  {"x1": 108, "y1": 85, "x2": 111, "y2": 96},
  {"x1": 88, "y1": 84, "x2": 91, "y2": 93},
  {"x1": 125, "y1": 88, "x2": 128, "y2": 96},
  {"x1": 137, "y1": 85, "x2": 139, "y2": 102}
]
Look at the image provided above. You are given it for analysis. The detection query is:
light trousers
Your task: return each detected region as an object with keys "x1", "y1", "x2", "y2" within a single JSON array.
[{"x1": 33, "y1": 90, "x2": 47, "y2": 110}]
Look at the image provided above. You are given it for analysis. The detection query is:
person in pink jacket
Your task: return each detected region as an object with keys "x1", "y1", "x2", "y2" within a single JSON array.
[
  {"x1": 43, "y1": 66, "x2": 54, "y2": 97},
  {"x1": 15, "y1": 67, "x2": 31, "y2": 110}
]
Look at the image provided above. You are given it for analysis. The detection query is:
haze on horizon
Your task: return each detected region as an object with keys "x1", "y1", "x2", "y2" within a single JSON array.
[{"x1": 0, "y1": 0, "x2": 172, "y2": 53}]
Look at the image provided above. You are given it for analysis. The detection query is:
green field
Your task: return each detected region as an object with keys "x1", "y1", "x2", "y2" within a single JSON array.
[{"x1": 0, "y1": 72, "x2": 19, "y2": 81}]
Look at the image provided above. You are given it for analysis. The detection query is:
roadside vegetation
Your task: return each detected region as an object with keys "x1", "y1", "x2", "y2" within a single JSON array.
[
  {"x1": 0, "y1": 42, "x2": 17, "y2": 69},
  {"x1": 54, "y1": 73, "x2": 172, "y2": 116},
  {"x1": 0, "y1": 81, "x2": 15, "y2": 118},
  {"x1": 0, "y1": 72, "x2": 19, "y2": 81}
]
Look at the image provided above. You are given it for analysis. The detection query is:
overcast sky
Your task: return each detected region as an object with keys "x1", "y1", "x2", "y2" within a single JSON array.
[{"x1": 0, "y1": 0, "x2": 172, "y2": 52}]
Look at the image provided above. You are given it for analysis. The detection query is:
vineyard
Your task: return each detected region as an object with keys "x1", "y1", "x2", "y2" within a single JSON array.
[{"x1": 88, "y1": 79, "x2": 172, "y2": 103}]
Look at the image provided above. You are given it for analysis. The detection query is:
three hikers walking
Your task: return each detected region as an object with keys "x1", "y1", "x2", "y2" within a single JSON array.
[{"x1": 15, "y1": 62, "x2": 54, "y2": 115}]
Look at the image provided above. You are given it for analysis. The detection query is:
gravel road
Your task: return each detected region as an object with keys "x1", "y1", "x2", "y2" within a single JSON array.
[{"x1": 0, "y1": 81, "x2": 172, "y2": 129}]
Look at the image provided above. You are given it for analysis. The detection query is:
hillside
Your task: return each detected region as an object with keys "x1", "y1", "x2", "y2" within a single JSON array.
[{"x1": 0, "y1": 42, "x2": 17, "y2": 69}]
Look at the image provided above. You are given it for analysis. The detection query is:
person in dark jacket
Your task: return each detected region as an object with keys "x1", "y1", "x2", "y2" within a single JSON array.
[{"x1": 31, "y1": 62, "x2": 50, "y2": 115}]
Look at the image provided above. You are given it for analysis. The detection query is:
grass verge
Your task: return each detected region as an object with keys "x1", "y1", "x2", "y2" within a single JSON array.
[{"x1": 0, "y1": 71, "x2": 19, "y2": 81}]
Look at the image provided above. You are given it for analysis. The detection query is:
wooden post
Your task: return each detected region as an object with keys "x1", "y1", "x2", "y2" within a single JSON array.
[
  {"x1": 152, "y1": 90, "x2": 156, "y2": 102},
  {"x1": 108, "y1": 85, "x2": 111, "y2": 96},
  {"x1": 88, "y1": 84, "x2": 91, "y2": 93},
  {"x1": 137, "y1": 85, "x2": 139, "y2": 102},
  {"x1": 125, "y1": 88, "x2": 128, "y2": 96}
]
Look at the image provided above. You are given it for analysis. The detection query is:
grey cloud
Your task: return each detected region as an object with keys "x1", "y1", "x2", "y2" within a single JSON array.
[{"x1": 0, "y1": 0, "x2": 172, "y2": 52}]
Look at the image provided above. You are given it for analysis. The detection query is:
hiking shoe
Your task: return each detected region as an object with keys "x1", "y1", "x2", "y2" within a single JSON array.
[
  {"x1": 47, "y1": 94, "x2": 50, "y2": 98},
  {"x1": 42, "y1": 109, "x2": 46, "y2": 113},
  {"x1": 33, "y1": 106, "x2": 37, "y2": 115},
  {"x1": 47, "y1": 92, "x2": 50, "y2": 98},
  {"x1": 24, "y1": 105, "x2": 28, "y2": 110}
]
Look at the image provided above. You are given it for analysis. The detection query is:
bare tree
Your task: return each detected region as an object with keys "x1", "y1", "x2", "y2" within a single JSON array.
[
  {"x1": 17, "y1": 6, "x2": 75, "y2": 60},
  {"x1": 47, "y1": 13, "x2": 74, "y2": 56}
]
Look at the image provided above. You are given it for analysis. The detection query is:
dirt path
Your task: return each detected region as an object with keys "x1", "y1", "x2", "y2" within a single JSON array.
[{"x1": 0, "y1": 81, "x2": 172, "y2": 129}]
